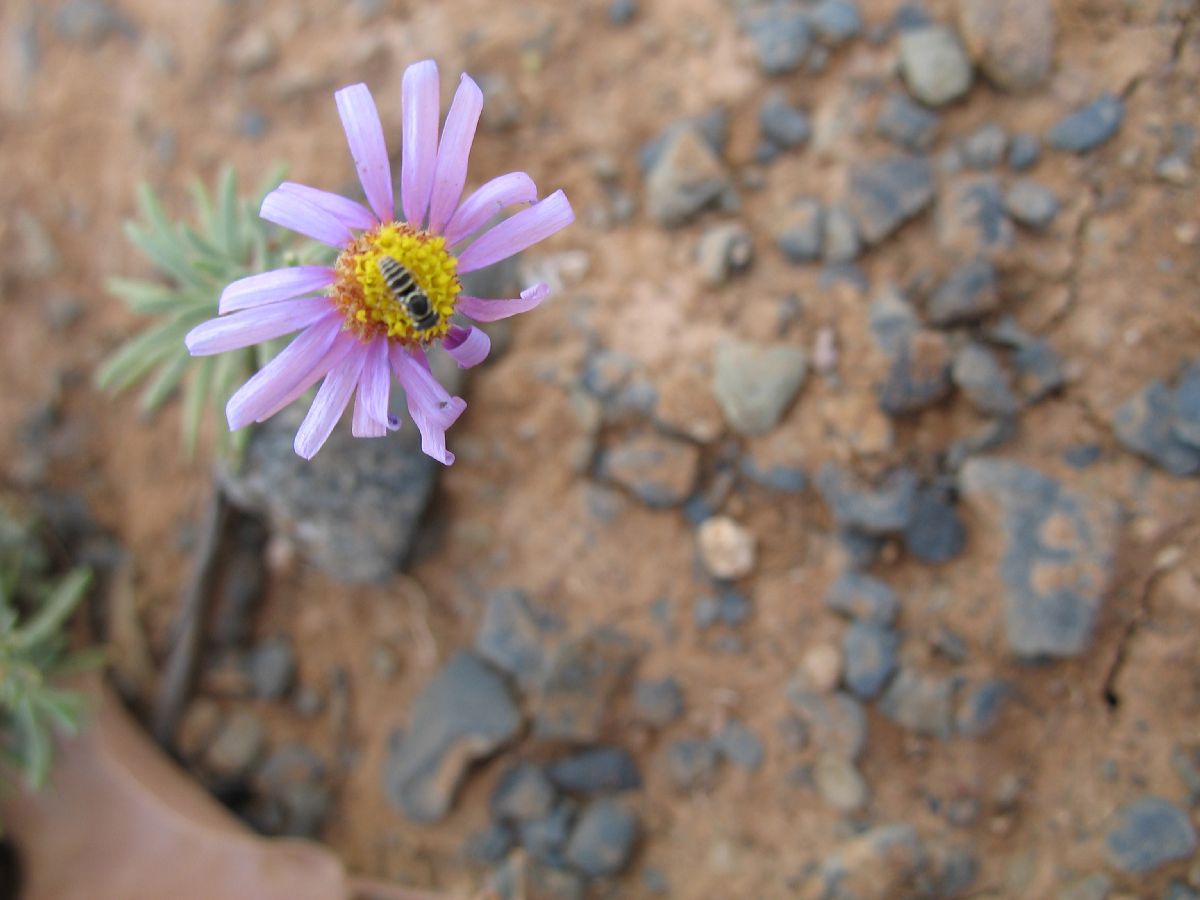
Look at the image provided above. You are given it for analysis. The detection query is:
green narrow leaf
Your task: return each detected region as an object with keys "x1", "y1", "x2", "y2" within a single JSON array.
[
  {"x1": 95, "y1": 318, "x2": 187, "y2": 393},
  {"x1": 187, "y1": 176, "x2": 216, "y2": 236},
  {"x1": 106, "y1": 277, "x2": 186, "y2": 315},
  {"x1": 216, "y1": 166, "x2": 241, "y2": 258},
  {"x1": 31, "y1": 688, "x2": 86, "y2": 735},
  {"x1": 182, "y1": 356, "x2": 215, "y2": 457},
  {"x1": 14, "y1": 696, "x2": 51, "y2": 790},
  {"x1": 123, "y1": 220, "x2": 201, "y2": 290},
  {"x1": 138, "y1": 351, "x2": 191, "y2": 416},
  {"x1": 13, "y1": 568, "x2": 90, "y2": 650}
]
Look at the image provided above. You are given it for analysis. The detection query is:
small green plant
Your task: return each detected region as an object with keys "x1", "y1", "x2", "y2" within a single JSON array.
[
  {"x1": 97, "y1": 166, "x2": 324, "y2": 457},
  {"x1": 0, "y1": 509, "x2": 98, "y2": 791}
]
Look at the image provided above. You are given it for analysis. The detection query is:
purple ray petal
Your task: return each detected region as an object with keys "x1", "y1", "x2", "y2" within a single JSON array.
[
  {"x1": 443, "y1": 171, "x2": 538, "y2": 246},
  {"x1": 277, "y1": 181, "x2": 377, "y2": 231},
  {"x1": 253, "y1": 332, "x2": 358, "y2": 425},
  {"x1": 335, "y1": 84, "x2": 395, "y2": 223},
  {"x1": 456, "y1": 283, "x2": 550, "y2": 322},
  {"x1": 426, "y1": 74, "x2": 483, "y2": 235},
  {"x1": 185, "y1": 296, "x2": 333, "y2": 356},
  {"x1": 390, "y1": 344, "x2": 466, "y2": 464},
  {"x1": 401, "y1": 59, "x2": 440, "y2": 227},
  {"x1": 442, "y1": 324, "x2": 491, "y2": 368},
  {"x1": 294, "y1": 345, "x2": 367, "y2": 459},
  {"x1": 261, "y1": 187, "x2": 355, "y2": 247},
  {"x1": 457, "y1": 190, "x2": 574, "y2": 274},
  {"x1": 352, "y1": 336, "x2": 397, "y2": 437},
  {"x1": 225, "y1": 314, "x2": 342, "y2": 430},
  {"x1": 219, "y1": 266, "x2": 336, "y2": 314}
]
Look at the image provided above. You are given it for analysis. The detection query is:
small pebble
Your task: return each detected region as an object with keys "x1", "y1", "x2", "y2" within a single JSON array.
[{"x1": 697, "y1": 516, "x2": 757, "y2": 580}]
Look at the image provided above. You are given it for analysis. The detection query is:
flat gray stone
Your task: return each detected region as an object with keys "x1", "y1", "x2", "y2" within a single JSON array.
[
  {"x1": 899, "y1": 26, "x2": 973, "y2": 107},
  {"x1": 713, "y1": 339, "x2": 808, "y2": 436},
  {"x1": 845, "y1": 156, "x2": 936, "y2": 245},
  {"x1": 1105, "y1": 796, "x2": 1197, "y2": 874}
]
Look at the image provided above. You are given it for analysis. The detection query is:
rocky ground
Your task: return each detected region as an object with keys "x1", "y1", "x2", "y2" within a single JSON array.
[{"x1": 2, "y1": 0, "x2": 1200, "y2": 897}]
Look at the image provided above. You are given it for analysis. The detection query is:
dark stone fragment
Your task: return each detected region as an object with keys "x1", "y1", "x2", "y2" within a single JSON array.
[
  {"x1": 532, "y1": 628, "x2": 639, "y2": 744},
  {"x1": 246, "y1": 634, "x2": 296, "y2": 701},
  {"x1": 816, "y1": 464, "x2": 919, "y2": 535},
  {"x1": 810, "y1": 0, "x2": 863, "y2": 45},
  {"x1": 824, "y1": 571, "x2": 900, "y2": 625},
  {"x1": 565, "y1": 801, "x2": 639, "y2": 877},
  {"x1": 250, "y1": 743, "x2": 331, "y2": 839},
  {"x1": 520, "y1": 799, "x2": 578, "y2": 866},
  {"x1": 893, "y1": 5, "x2": 932, "y2": 31},
  {"x1": 464, "y1": 822, "x2": 515, "y2": 864},
  {"x1": 1064, "y1": 444, "x2": 1104, "y2": 469},
  {"x1": 846, "y1": 156, "x2": 936, "y2": 245},
  {"x1": 878, "y1": 667, "x2": 958, "y2": 738},
  {"x1": 547, "y1": 747, "x2": 642, "y2": 794},
  {"x1": 952, "y1": 342, "x2": 1021, "y2": 416},
  {"x1": 644, "y1": 127, "x2": 731, "y2": 227},
  {"x1": 760, "y1": 92, "x2": 812, "y2": 149},
  {"x1": 822, "y1": 204, "x2": 862, "y2": 263},
  {"x1": 744, "y1": 2, "x2": 813, "y2": 75},
  {"x1": 796, "y1": 824, "x2": 927, "y2": 897},
  {"x1": 1008, "y1": 132, "x2": 1041, "y2": 170},
  {"x1": 1004, "y1": 180, "x2": 1060, "y2": 230},
  {"x1": 775, "y1": 198, "x2": 824, "y2": 263},
  {"x1": 639, "y1": 109, "x2": 730, "y2": 173},
  {"x1": 1169, "y1": 744, "x2": 1200, "y2": 806},
  {"x1": 875, "y1": 93, "x2": 940, "y2": 152},
  {"x1": 937, "y1": 177, "x2": 1015, "y2": 259},
  {"x1": 491, "y1": 762, "x2": 558, "y2": 823},
  {"x1": 1113, "y1": 379, "x2": 1200, "y2": 477},
  {"x1": 663, "y1": 738, "x2": 722, "y2": 791},
  {"x1": 600, "y1": 431, "x2": 700, "y2": 507},
  {"x1": 903, "y1": 488, "x2": 967, "y2": 564},
  {"x1": 960, "y1": 458, "x2": 1120, "y2": 658},
  {"x1": 633, "y1": 677, "x2": 685, "y2": 727},
  {"x1": 608, "y1": 0, "x2": 637, "y2": 25},
  {"x1": 383, "y1": 651, "x2": 522, "y2": 823},
  {"x1": 841, "y1": 622, "x2": 900, "y2": 699},
  {"x1": 928, "y1": 259, "x2": 1000, "y2": 326},
  {"x1": 489, "y1": 855, "x2": 585, "y2": 900},
  {"x1": 1171, "y1": 361, "x2": 1200, "y2": 448},
  {"x1": 582, "y1": 349, "x2": 634, "y2": 399},
  {"x1": 955, "y1": 679, "x2": 1013, "y2": 737},
  {"x1": 740, "y1": 456, "x2": 809, "y2": 493},
  {"x1": 785, "y1": 690, "x2": 868, "y2": 761},
  {"x1": 962, "y1": 123, "x2": 1008, "y2": 169},
  {"x1": 1047, "y1": 94, "x2": 1125, "y2": 154},
  {"x1": 715, "y1": 719, "x2": 765, "y2": 770},
  {"x1": 877, "y1": 329, "x2": 954, "y2": 415},
  {"x1": 476, "y1": 587, "x2": 563, "y2": 691},
  {"x1": 1105, "y1": 796, "x2": 1198, "y2": 874}
]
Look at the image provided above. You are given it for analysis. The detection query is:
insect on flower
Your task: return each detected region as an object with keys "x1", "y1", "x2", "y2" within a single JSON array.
[{"x1": 184, "y1": 59, "x2": 574, "y2": 463}]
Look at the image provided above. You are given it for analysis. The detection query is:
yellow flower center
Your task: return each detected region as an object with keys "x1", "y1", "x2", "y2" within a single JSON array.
[{"x1": 331, "y1": 222, "x2": 460, "y2": 344}]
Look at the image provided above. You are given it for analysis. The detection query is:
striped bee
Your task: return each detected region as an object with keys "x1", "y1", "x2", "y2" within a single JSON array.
[{"x1": 377, "y1": 255, "x2": 439, "y2": 332}]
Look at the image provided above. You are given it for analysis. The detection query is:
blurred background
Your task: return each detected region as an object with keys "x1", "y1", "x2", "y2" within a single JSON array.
[{"x1": 1, "y1": 0, "x2": 1198, "y2": 897}]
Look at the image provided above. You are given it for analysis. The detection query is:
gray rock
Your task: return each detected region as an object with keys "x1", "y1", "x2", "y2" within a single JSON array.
[
  {"x1": 246, "y1": 634, "x2": 296, "y2": 701},
  {"x1": 797, "y1": 824, "x2": 927, "y2": 898},
  {"x1": 814, "y1": 753, "x2": 869, "y2": 812},
  {"x1": 1008, "y1": 132, "x2": 1041, "y2": 170},
  {"x1": 952, "y1": 343, "x2": 1021, "y2": 416},
  {"x1": 663, "y1": 738, "x2": 722, "y2": 791},
  {"x1": 743, "y1": 2, "x2": 813, "y2": 75},
  {"x1": 600, "y1": 431, "x2": 700, "y2": 507},
  {"x1": 875, "y1": 93, "x2": 940, "y2": 152},
  {"x1": 1047, "y1": 95, "x2": 1124, "y2": 153},
  {"x1": 760, "y1": 92, "x2": 812, "y2": 149},
  {"x1": 956, "y1": 679, "x2": 1013, "y2": 737},
  {"x1": 547, "y1": 747, "x2": 642, "y2": 794},
  {"x1": 869, "y1": 287, "x2": 921, "y2": 356},
  {"x1": 879, "y1": 667, "x2": 958, "y2": 739},
  {"x1": 740, "y1": 455, "x2": 809, "y2": 493},
  {"x1": 644, "y1": 127, "x2": 731, "y2": 226},
  {"x1": 464, "y1": 822, "x2": 515, "y2": 864},
  {"x1": 54, "y1": 0, "x2": 137, "y2": 47},
  {"x1": 903, "y1": 487, "x2": 967, "y2": 564},
  {"x1": 696, "y1": 222, "x2": 754, "y2": 285},
  {"x1": 489, "y1": 854, "x2": 584, "y2": 900},
  {"x1": 991, "y1": 319, "x2": 1066, "y2": 401},
  {"x1": 532, "y1": 628, "x2": 638, "y2": 743},
  {"x1": 251, "y1": 744, "x2": 331, "y2": 838},
  {"x1": 1004, "y1": 180, "x2": 1060, "y2": 230},
  {"x1": 815, "y1": 465, "x2": 918, "y2": 536},
  {"x1": 845, "y1": 156, "x2": 936, "y2": 244},
  {"x1": 1105, "y1": 797, "x2": 1197, "y2": 874},
  {"x1": 715, "y1": 719, "x2": 765, "y2": 770},
  {"x1": 383, "y1": 651, "x2": 522, "y2": 822},
  {"x1": 959, "y1": 458, "x2": 1120, "y2": 658},
  {"x1": 1163, "y1": 883, "x2": 1200, "y2": 900},
  {"x1": 491, "y1": 762, "x2": 558, "y2": 822},
  {"x1": 608, "y1": 0, "x2": 637, "y2": 25},
  {"x1": 822, "y1": 204, "x2": 862, "y2": 264},
  {"x1": 928, "y1": 258, "x2": 999, "y2": 326},
  {"x1": 893, "y1": 5, "x2": 932, "y2": 30},
  {"x1": 786, "y1": 690, "x2": 868, "y2": 761},
  {"x1": 1173, "y1": 362, "x2": 1200, "y2": 447},
  {"x1": 811, "y1": 0, "x2": 863, "y2": 45},
  {"x1": 582, "y1": 349, "x2": 634, "y2": 399},
  {"x1": 519, "y1": 799, "x2": 578, "y2": 866},
  {"x1": 475, "y1": 588, "x2": 562, "y2": 692},
  {"x1": 204, "y1": 710, "x2": 265, "y2": 780},
  {"x1": 1114, "y1": 379, "x2": 1200, "y2": 477},
  {"x1": 957, "y1": 0, "x2": 1055, "y2": 92},
  {"x1": 219, "y1": 403, "x2": 438, "y2": 584},
  {"x1": 824, "y1": 572, "x2": 900, "y2": 625},
  {"x1": 713, "y1": 339, "x2": 808, "y2": 435},
  {"x1": 1171, "y1": 745, "x2": 1200, "y2": 805},
  {"x1": 842, "y1": 622, "x2": 900, "y2": 699},
  {"x1": 937, "y1": 177, "x2": 1014, "y2": 259},
  {"x1": 899, "y1": 26, "x2": 973, "y2": 107},
  {"x1": 929, "y1": 843, "x2": 980, "y2": 897},
  {"x1": 639, "y1": 111, "x2": 730, "y2": 173},
  {"x1": 775, "y1": 198, "x2": 825, "y2": 263},
  {"x1": 962, "y1": 123, "x2": 1008, "y2": 169},
  {"x1": 633, "y1": 677, "x2": 685, "y2": 727},
  {"x1": 565, "y1": 801, "x2": 639, "y2": 878}
]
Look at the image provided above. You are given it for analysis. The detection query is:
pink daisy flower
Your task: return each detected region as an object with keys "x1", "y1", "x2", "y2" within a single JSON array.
[{"x1": 185, "y1": 60, "x2": 574, "y2": 463}]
